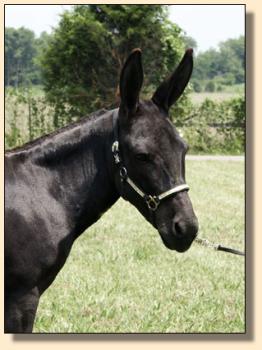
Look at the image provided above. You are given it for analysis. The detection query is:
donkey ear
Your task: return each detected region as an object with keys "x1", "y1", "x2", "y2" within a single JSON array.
[
  {"x1": 120, "y1": 48, "x2": 143, "y2": 115},
  {"x1": 152, "y1": 49, "x2": 193, "y2": 113}
]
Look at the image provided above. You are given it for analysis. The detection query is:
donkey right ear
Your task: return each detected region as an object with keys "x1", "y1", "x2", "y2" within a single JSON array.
[
  {"x1": 119, "y1": 49, "x2": 143, "y2": 115},
  {"x1": 152, "y1": 49, "x2": 193, "y2": 113}
]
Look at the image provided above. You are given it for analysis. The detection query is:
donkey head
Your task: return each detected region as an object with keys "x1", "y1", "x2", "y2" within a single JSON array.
[{"x1": 115, "y1": 49, "x2": 198, "y2": 252}]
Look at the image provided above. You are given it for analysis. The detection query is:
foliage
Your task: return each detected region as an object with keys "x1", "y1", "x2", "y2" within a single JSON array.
[
  {"x1": 181, "y1": 34, "x2": 197, "y2": 51},
  {"x1": 34, "y1": 160, "x2": 244, "y2": 332},
  {"x1": 205, "y1": 81, "x2": 216, "y2": 92},
  {"x1": 192, "y1": 81, "x2": 202, "y2": 93},
  {"x1": 5, "y1": 87, "x2": 245, "y2": 154},
  {"x1": 174, "y1": 96, "x2": 245, "y2": 154},
  {"x1": 39, "y1": 5, "x2": 186, "y2": 126},
  {"x1": 5, "y1": 87, "x2": 54, "y2": 149},
  {"x1": 5, "y1": 28, "x2": 49, "y2": 86},
  {"x1": 4, "y1": 5, "x2": 245, "y2": 154},
  {"x1": 192, "y1": 36, "x2": 245, "y2": 92}
]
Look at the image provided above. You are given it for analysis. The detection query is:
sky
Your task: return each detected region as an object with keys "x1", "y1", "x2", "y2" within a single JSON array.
[
  {"x1": 169, "y1": 5, "x2": 245, "y2": 52},
  {"x1": 5, "y1": 4, "x2": 245, "y2": 53}
]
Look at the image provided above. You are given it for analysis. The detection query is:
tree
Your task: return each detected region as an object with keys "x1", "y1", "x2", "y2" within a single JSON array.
[
  {"x1": 218, "y1": 37, "x2": 244, "y2": 84},
  {"x1": 31, "y1": 31, "x2": 52, "y2": 84},
  {"x1": 40, "y1": 5, "x2": 186, "y2": 127},
  {"x1": 192, "y1": 35, "x2": 244, "y2": 87},
  {"x1": 5, "y1": 27, "x2": 39, "y2": 86},
  {"x1": 181, "y1": 34, "x2": 197, "y2": 51}
]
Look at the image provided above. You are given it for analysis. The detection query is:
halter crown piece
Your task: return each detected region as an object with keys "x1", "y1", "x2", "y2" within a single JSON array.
[{"x1": 112, "y1": 111, "x2": 189, "y2": 211}]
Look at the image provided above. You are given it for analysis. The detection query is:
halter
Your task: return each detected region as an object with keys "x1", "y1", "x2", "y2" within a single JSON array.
[{"x1": 112, "y1": 111, "x2": 189, "y2": 211}]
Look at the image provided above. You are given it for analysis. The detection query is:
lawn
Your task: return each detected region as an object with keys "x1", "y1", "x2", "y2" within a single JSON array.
[{"x1": 34, "y1": 159, "x2": 245, "y2": 333}]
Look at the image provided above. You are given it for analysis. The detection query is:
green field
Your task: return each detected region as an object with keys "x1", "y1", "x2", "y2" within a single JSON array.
[
  {"x1": 189, "y1": 84, "x2": 244, "y2": 104},
  {"x1": 34, "y1": 159, "x2": 245, "y2": 333}
]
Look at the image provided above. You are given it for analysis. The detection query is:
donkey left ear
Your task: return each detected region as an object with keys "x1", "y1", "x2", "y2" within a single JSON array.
[
  {"x1": 120, "y1": 48, "x2": 143, "y2": 115},
  {"x1": 152, "y1": 49, "x2": 193, "y2": 113}
]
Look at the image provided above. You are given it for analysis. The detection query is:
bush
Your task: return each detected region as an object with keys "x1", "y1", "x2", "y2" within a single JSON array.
[
  {"x1": 192, "y1": 80, "x2": 202, "y2": 92},
  {"x1": 205, "y1": 81, "x2": 216, "y2": 92},
  {"x1": 175, "y1": 96, "x2": 245, "y2": 154},
  {"x1": 5, "y1": 87, "x2": 54, "y2": 150},
  {"x1": 5, "y1": 87, "x2": 245, "y2": 155}
]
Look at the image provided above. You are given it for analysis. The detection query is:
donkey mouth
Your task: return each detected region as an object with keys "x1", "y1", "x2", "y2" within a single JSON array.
[
  {"x1": 157, "y1": 215, "x2": 198, "y2": 252},
  {"x1": 160, "y1": 234, "x2": 194, "y2": 252},
  {"x1": 158, "y1": 227, "x2": 197, "y2": 252}
]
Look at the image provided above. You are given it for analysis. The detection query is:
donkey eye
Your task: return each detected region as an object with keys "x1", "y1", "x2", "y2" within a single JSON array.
[{"x1": 135, "y1": 153, "x2": 150, "y2": 162}]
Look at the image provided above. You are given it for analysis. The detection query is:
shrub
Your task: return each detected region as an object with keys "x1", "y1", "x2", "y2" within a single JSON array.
[
  {"x1": 175, "y1": 96, "x2": 245, "y2": 154},
  {"x1": 5, "y1": 87, "x2": 245, "y2": 155},
  {"x1": 205, "y1": 81, "x2": 216, "y2": 92},
  {"x1": 5, "y1": 87, "x2": 54, "y2": 150},
  {"x1": 192, "y1": 80, "x2": 202, "y2": 92}
]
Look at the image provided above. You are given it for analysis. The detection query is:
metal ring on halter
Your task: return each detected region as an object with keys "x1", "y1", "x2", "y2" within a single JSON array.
[
  {"x1": 119, "y1": 167, "x2": 128, "y2": 180},
  {"x1": 145, "y1": 195, "x2": 160, "y2": 211}
]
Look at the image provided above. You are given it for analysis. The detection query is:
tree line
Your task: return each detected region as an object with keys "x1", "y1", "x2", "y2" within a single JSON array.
[
  {"x1": 6, "y1": 5, "x2": 189, "y2": 121},
  {"x1": 5, "y1": 5, "x2": 245, "y2": 154},
  {"x1": 5, "y1": 5, "x2": 244, "y2": 94},
  {"x1": 192, "y1": 36, "x2": 244, "y2": 92},
  {"x1": 5, "y1": 27, "x2": 49, "y2": 87}
]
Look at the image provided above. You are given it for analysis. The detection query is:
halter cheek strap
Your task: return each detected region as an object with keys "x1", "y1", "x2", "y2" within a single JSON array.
[
  {"x1": 112, "y1": 110, "x2": 189, "y2": 211},
  {"x1": 112, "y1": 140, "x2": 189, "y2": 210},
  {"x1": 112, "y1": 112, "x2": 189, "y2": 211}
]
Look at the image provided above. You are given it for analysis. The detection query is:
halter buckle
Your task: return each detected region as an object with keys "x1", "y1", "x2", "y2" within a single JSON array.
[{"x1": 145, "y1": 195, "x2": 160, "y2": 211}]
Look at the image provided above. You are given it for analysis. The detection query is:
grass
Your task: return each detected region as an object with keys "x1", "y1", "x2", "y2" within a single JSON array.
[
  {"x1": 190, "y1": 83, "x2": 244, "y2": 104},
  {"x1": 222, "y1": 83, "x2": 245, "y2": 94},
  {"x1": 34, "y1": 159, "x2": 245, "y2": 333},
  {"x1": 190, "y1": 91, "x2": 244, "y2": 105}
]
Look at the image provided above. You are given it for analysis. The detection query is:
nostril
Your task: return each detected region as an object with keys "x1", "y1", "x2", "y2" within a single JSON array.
[
  {"x1": 174, "y1": 219, "x2": 198, "y2": 239},
  {"x1": 174, "y1": 222, "x2": 184, "y2": 237}
]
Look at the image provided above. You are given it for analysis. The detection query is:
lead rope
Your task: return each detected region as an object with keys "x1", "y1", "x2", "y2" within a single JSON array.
[{"x1": 195, "y1": 237, "x2": 245, "y2": 256}]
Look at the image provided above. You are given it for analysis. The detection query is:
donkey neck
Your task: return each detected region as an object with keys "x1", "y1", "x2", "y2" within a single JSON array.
[{"x1": 33, "y1": 109, "x2": 120, "y2": 237}]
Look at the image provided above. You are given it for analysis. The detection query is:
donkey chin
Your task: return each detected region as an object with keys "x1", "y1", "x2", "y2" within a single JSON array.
[{"x1": 157, "y1": 219, "x2": 199, "y2": 252}]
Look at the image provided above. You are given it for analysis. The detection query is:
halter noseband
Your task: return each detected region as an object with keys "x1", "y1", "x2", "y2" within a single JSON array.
[{"x1": 112, "y1": 111, "x2": 189, "y2": 211}]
